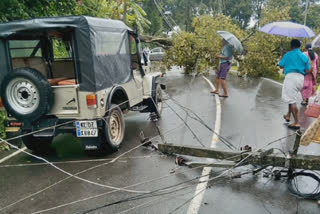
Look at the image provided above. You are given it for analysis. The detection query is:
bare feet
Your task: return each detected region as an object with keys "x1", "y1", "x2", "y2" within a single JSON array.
[{"x1": 211, "y1": 91, "x2": 219, "y2": 94}]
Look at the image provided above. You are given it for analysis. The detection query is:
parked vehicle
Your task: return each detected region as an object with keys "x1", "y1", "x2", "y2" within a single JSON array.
[
  {"x1": 149, "y1": 47, "x2": 165, "y2": 61},
  {"x1": 0, "y1": 16, "x2": 164, "y2": 155}
]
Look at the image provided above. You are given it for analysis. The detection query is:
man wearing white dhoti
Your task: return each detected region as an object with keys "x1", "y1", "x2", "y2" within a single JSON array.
[{"x1": 279, "y1": 39, "x2": 311, "y2": 129}]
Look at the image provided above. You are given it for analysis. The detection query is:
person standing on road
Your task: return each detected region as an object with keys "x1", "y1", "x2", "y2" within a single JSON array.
[
  {"x1": 211, "y1": 39, "x2": 233, "y2": 98},
  {"x1": 280, "y1": 39, "x2": 311, "y2": 129},
  {"x1": 301, "y1": 43, "x2": 319, "y2": 105}
]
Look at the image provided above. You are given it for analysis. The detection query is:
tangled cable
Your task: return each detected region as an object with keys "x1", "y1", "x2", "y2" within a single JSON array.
[{"x1": 287, "y1": 170, "x2": 320, "y2": 200}]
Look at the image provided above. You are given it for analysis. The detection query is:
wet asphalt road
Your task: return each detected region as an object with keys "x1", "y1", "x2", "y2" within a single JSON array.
[{"x1": 1, "y1": 69, "x2": 320, "y2": 214}]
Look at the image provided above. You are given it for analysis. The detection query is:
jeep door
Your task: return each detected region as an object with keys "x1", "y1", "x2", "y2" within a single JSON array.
[{"x1": 122, "y1": 35, "x2": 144, "y2": 106}]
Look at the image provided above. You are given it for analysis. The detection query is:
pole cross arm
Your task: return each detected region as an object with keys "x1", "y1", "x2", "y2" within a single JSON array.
[{"x1": 158, "y1": 144, "x2": 320, "y2": 171}]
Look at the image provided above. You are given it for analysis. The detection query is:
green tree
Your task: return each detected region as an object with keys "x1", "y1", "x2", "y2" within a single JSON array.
[
  {"x1": 0, "y1": 0, "x2": 150, "y2": 33},
  {"x1": 0, "y1": 0, "x2": 77, "y2": 22},
  {"x1": 306, "y1": 4, "x2": 320, "y2": 29},
  {"x1": 165, "y1": 32, "x2": 198, "y2": 73},
  {"x1": 267, "y1": 0, "x2": 303, "y2": 24},
  {"x1": 143, "y1": 0, "x2": 164, "y2": 35},
  {"x1": 223, "y1": 0, "x2": 254, "y2": 28},
  {"x1": 165, "y1": 14, "x2": 247, "y2": 74},
  {"x1": 0, "y1": 112, "x2": 5, "y2": 139},
  {"x1": 76, "y1": 0, "x2": 151, "y2": 33},
  {"x1": 240, "y1": 7, "x2": 291, "y2": 78}
]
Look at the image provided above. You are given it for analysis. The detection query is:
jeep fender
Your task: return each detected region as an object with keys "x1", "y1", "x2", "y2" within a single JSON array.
[
  {"x1": 151, "y1": 75, "x2": 161, "y2": 98},
  {"x1": 151, "y1": 75, "x2": 166, "y2": 97},
  {"x1": 106, "y1": 86, "x2": 129, "y2": 113}
]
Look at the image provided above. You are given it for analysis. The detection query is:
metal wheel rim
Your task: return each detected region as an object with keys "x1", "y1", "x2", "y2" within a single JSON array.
[
  {"x1": 109, "y1": 110, "x2": 123, "y2": 145},
  {"x1": 6, "y1": 77, "x2": 40, "y2": 114}
]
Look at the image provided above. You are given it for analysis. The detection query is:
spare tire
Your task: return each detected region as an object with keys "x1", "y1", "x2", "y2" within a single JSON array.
[{"x1": 0, "y1": 68, "x2": 53, "y2": 122}]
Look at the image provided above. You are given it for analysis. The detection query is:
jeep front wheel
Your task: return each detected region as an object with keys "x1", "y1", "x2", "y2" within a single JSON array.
[{"x1": 151, "y1": 84, "x2": 163, "y2": 118}]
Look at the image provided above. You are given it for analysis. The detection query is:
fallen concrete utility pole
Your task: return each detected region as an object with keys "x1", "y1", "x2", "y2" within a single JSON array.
[{"x1": 158, "y1": 137, "x2": 320, "y2": 171}]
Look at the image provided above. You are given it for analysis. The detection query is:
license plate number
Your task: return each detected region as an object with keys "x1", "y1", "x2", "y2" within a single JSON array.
[{"x1": 76, "y1": 121, "x2": 98, "y2": 137}]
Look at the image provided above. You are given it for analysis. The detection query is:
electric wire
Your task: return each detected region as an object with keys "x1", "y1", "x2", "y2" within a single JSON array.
[
  {"x1": 77, "y1": 134, "x2": 292, "y2": 214},
  {"x1": 28, "y1": 127, "x2": 294, "y2": 213},
  {"x1": 2, "y1": 76, "x2": 300, "y2": 213},
  {"x1": 1, "y1": 138, "x2": 150, "y2": 193},
  {"x1": 77, "y1": 165, "x2": 243, "y2": 214},
  {"x1": 31, "y1": 149, "x2": 244, "y2": 214},
  {"x1": 28, "y1": 79, "x2": 296, "y2": 213},
  {"x1": 0, "y1": 154, "x2": 166, "y2": 168},
  {"x1": 0, "y1": 122, "x2": 185, "y2": 213},
  {"x1": 2, "y1": 93, "x2": 147, "y2": 144},
  {"x1": 165, "y1": 95, "x2": 237, "y2": 150},
  {"x1": 153, "y1": 0, "x2": 175, "y2": 31},
  {"x1": 165, "y1": 102, "x2": 206, "y2": 147},
  {"x1": 0, "y1": 90, "x2": 167, "y2": 212},
  {"x1": 287, "y1": 170, "x2": 320, "y2": 200},
  {"x1": 167, "y1": 136, "x2": 296, "y2": 214}
]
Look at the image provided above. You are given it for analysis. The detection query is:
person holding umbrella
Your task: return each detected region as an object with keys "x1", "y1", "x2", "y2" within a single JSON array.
[
  {"x1": 211, "y1": 39, "x2": 233, "y2": 98},
  {"x1": 211, "y1": 31, "x2": 244, "y2": 98},
  {"x1": 260, "y1": 21, "x2": 316, "y2": 129},
  {"x1": 301, "y1": 43, "x2": 319, "y2": 105},
  {"x1": 280, "y1": 39, "x2": 311, "y2": 129}
]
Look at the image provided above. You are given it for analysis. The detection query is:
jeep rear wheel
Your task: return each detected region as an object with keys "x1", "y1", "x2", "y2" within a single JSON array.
[
  {"x1": 100, "y1": 104, "x2": 125, "y2": 153},
  {"x1": 22, "y1": 135, "x2": 55, "y2": 155},
  {"x1": 0, "y1": 68, "x2": 53, "y2": 123}
]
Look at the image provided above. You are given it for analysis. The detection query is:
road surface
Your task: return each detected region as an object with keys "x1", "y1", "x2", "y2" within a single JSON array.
[{"x1": 1, "y1": 69, "x2": 319, "y2": 214}]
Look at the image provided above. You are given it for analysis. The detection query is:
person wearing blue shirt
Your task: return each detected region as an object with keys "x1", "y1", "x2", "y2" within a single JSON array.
[{"x1": 279, "y1": 39, "x2": 311, "y2": 129}]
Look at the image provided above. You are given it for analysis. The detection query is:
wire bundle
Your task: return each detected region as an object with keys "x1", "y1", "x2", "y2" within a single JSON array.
[{"x1": 287, "y1": 170, "x2": 320, "y2": 200}]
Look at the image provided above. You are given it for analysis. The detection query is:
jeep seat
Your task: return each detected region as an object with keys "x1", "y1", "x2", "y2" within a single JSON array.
[
  {"x1": 48, "y1": 77, "x2": 69, "y2": 86},
  {"x1": 12, "y1": 57, "x2": 49, "y2": 77},
  {"x1": 57, "y1": 79, "x2": 76, "y2": 85}
]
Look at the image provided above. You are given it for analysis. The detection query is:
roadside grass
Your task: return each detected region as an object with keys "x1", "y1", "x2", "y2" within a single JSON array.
[{"x1": 0, "y1": 111, "x2": 9, "y2": 151}]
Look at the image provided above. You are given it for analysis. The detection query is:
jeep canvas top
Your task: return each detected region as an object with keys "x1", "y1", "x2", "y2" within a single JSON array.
[{"x1": 0, "y1": 16, "x2": 163, "y2": 155}]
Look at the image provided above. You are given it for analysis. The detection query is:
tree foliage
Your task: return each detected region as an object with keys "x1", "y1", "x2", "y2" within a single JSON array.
[
  {"x1": 164, "y1": 0, "x2": 320, "y2": 78},
  {"x1": 165, "y1": 32, "x2": 198, "y2": 73},
  {"x1": 165, "y1": 14, "x2": 247, "y2": 74},
  {"x1": 143, "y1": 1, "x2": 164, "y2": 36},
  {"x1": 239, "y1": 7, "x2": 291, "y2": 78},
  {"x1": 0, "y1": 112, "x2": 5, "y2": 139},
  {"x1": 0, "y1": 0, "x2": 77, "y2": 22},
  {"x1": 306, "y1": 4, "x2": 320, "y2": 29},
  {"x1": 142, "y1": 0, "x2": 261, "y2": 34},
  {"x1": 0, "y1": 0, "x2": 150, "y2": 33},
  {"x1": 0, "y1": 111, "x2": 8, "y2": 151}
]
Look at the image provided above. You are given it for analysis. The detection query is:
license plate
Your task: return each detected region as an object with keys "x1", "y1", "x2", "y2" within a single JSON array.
[
  {"x1": 76, "y1": 121, "x2": 98, "y2": 137},
  {"x1": 5, "y1": 127, "x2": 21, "y2": 132}
]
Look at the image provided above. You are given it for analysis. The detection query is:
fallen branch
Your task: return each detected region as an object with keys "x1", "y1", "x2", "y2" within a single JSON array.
[{"x1": 140, "y1": 35, "x2": 172, "y2": 48}]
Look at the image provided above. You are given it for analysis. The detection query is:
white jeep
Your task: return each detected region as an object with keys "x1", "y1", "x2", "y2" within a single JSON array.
[{"x1": 0, "y1": 16, "x2": 163, "y2": 154}]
